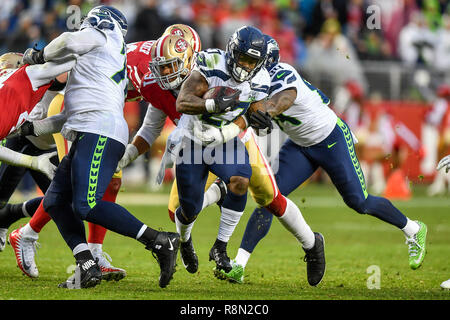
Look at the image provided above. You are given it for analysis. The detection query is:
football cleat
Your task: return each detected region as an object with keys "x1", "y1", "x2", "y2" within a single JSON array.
[
  {"x1": 148, "y1": 231, "x2": 180, "y2": 288},
  {"x1": 406, "y1": 221, "x2": 427, "y2": 270},
  {"x1": 8, "y1": 227, "x2": 39, "y2": 278},
  {"x1": 214, "y1": 178, "x2": 227, "y2": 208},
  {"x1": 0, "y1": 228, "x2": 7, "y2": 252},
  {"x1": 441, "y1": 279, "x2": 450, "y2": 290},
  {"x1": 91, "y1": 248, "x2": 126, "y2": 281},
  {"x1": 303, "y1": 232, "x2": 326, "y2": 286},
  {"x1": 209, "y1": 241, "x2": 232, "y2": 273},
  {"x1": 216, "y1": 260, "x2": 244, "y2": 284},
  {"x1": 58, "y1": 258, "x2": 102, "y2": 289},
  {"x1": 180, "y1": 236, "x2": 198, "y2": 273}
]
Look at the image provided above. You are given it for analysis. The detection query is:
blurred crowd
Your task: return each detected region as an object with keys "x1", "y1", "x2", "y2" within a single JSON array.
[{"x1": 2, "y1": 0, "x2": 450, "y2": 69}]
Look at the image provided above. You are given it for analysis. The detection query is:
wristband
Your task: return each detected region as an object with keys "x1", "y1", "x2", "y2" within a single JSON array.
[
  {"x1": 221, "y1": 123, "x2": 241, "y2": 142},
  {"x1": 205, "y1": 99, "x2": 216, "y2": 113}
]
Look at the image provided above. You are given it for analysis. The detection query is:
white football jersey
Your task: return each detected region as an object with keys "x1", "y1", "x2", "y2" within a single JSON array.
[
  {"x1": 178, "y1": 49, "x2": 271, "y2": 135},
  {"x1": 62, "y1": 26, "x2": 129, "y2": 146},
  {"x1": 268, "y1": 62, "x2": 337, "y2": 147}
]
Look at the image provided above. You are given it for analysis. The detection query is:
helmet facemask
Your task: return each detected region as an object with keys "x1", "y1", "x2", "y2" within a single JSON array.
[
  {"x1": 150, "y1": 56, "x2": 189, "y2": 90},
  {"x1": 228, "y1": 47, "x2": 265, "y2": 82}
]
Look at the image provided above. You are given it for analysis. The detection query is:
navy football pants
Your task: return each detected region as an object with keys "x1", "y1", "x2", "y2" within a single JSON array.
[{"x1": 240, "y1": 118, "x2": 408, "y2": 253}]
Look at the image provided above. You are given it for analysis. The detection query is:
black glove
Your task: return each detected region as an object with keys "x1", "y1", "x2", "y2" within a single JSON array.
[
  {"x1": 22, "y1": 47, "x2": 45, "y2": 65},
  {"x1": 249, "y1": 110, "x2": 273, "y2": 134},
  {"x1": 17, "y1": 121, "x2": 36, "y2": 137},
  {"x1": 213, "y1": 88, "x2": 241, "y2": 113}
]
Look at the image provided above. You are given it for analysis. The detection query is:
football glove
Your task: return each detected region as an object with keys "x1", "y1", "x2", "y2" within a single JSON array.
[
  {"x1": 116, "y1": 144, "x2": 139, "y2": 173},
  {"x1": 30, "y1": 151, "x2": 58, "y2": 180},
  {"x1": 193, "y1": 122, "x2": 240, "y2": 148},
  {"x1": 249, "y1": 110, "x2": 273, "y2": 134},
  {"x1": 22, "y1": 47, "x2": 45, "y2": 65},
  {"x1": 205, "y1": 88, "x2": 241, "y2": 114}
]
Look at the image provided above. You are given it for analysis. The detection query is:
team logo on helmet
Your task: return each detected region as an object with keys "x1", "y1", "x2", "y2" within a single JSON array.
[
  {"x1": 174, "y1": 38, "x2": 188, "y2": 53},
  {"x1": 171, "y1": 28, "x2": 185, "y2": 37}
]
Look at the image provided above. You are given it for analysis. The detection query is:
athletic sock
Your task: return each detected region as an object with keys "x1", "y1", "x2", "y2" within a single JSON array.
[
  {"x1": 73, "y1": 244, "x2": 94, "y2": 261},
  {"x1": 0, "y1": 203, "x2": 25, "y2": 228},
  {"x1": 175, "y1": 208, "x2": 195, "y2": 243},
  {"x1": 235, "y1": 248, "x2": 251, "y2": 268},
  {"x1": 136, "y1": 225, "x2": 159, "y2": 248},
  {"x1": 277, "y1": 198, "x2": 315, "y2": 250},
  {"x1": 29, "y1": 200, "x2": 52, "y2": 233},
  {"x1": 23, "y1": 197, "x2": 43, "y2": 217},
  {"x1": 402, "y1": 218, "x2": 420, "y2": 238},
  {"x1": 202, "y1": 183, "x2": 221, "y2": 209}
]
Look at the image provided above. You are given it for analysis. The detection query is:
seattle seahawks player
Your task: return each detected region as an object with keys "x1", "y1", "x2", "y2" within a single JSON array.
[
  {"x1": 21, "y1": 5, "x2": 180, "y2": 289},
  {"x1": 173, "y1": 26, "x2": 271, "y2": 274},
  {"x1": 218, "y1": 35, "x2": 427, "y2": 284}
]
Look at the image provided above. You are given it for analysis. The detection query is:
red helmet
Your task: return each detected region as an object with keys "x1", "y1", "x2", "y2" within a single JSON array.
[
  {"x1": 345, "y1": 80, "x2": 364, "y2": 100},
  {"x1": 437, "y1": 84, "x2": 450, "y2": 98}
]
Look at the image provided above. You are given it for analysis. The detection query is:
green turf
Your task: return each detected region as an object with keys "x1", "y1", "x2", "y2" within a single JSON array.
[{"x1": 0, "y1": 183, "x2": 449, "y2": 300}]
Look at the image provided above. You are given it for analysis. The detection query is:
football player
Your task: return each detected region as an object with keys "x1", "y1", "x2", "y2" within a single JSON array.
[
  {"x1": 118, "y1": 26, "x2": 323, "y2": 282},
  {"x1": 214, "y1": 35, "x2": 427, "y2": 284},
  {"x1": 0, "y1": 51, "x2": 73, "y2": 179},
  {"x1": 4, "y1": 24, "x2": 203, "y2": 280},
  {"x1": 15, "y1": 5, "x2": 180, "y2": 289}
]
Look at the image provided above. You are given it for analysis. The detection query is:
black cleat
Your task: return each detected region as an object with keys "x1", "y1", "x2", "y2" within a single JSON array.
[
  {"x1": 303, "y1": 232, "x2": 326, "y2": 286},
  {"x1": 58, "y1": 258, "x2": 102, "y2": 289},
  {"x1": 149, "y1": 231, "x2": 180, "y2": 288},
  {"x1": 209, "y1": 240, "x2": 232, "y2": 273},
  {"x1": 180, "y1": 236, "x2": 198, "y2": 273},
  {"x1": 214, "y1": 178, "x2": 227, "y2": 208}
]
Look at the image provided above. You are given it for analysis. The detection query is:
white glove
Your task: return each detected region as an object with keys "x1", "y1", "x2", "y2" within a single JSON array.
[
  {"x1": 193, "y1": 122, "x2": 240, "y2": 148},
  {"x1": 30, "y1": 151, "x2": 57, "y2": 180},
  {"x1": 116, "y1": 144, "x2": 139, "y2": 173},
  {"x1": 437, "y1": 155, "x2": 450, "y2": 173},
  {"x1": 156, "y1": 128, "x2": 184, "y2": 185}
]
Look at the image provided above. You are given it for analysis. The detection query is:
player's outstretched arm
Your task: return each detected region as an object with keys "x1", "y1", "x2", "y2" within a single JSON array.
[
  {"x1": 0, "y1": 146, "x2": 57, "y2": 179},
  {"x1": 264, "y1": 88, "x2": 297, "y2": 117}
]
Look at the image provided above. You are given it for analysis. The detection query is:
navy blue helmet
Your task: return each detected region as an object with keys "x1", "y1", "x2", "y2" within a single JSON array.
[
  {"x1": 225, "y1": 26, "x2": 267, "y2": 82},
  {"x1": 81, "y1": 5, "x2": 128, "y2": 37},
  {"x1": 264, "y1": 34, "x2": 280, "y2": 71}
]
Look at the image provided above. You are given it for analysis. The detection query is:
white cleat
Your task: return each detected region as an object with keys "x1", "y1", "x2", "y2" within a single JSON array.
[
  {"x1": 0, "y1": 228, "x2": 7, "y2": 252},
  {"x1": 8, "y1": 227, "x2": 39, "y2": 278},
  {"x1": 441, "y1": 279, "x2": 450, "y2": 290},
  {"x1": 91, "y1": 249, "x2": 126, "y2": 282}
]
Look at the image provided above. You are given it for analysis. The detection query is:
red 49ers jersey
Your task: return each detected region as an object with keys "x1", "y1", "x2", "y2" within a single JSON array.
[
  {"x1": 126, "y1": 40, "x2": 155, "y2": 101},
  {"x1": 139, "y1": 71, "x2": 182, "y2": 124},
  {"x1": 0, "y1": 66, "x2": 52, "y2": 139}
]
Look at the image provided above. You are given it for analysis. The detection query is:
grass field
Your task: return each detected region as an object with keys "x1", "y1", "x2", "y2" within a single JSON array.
[{"x1": 0, "y1": 182, "x2": 449, "y2": 303}]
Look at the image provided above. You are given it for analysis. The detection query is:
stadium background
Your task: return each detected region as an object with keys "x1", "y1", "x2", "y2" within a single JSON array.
[{"x1": 2, "y1": 0, "x2": 450, "y2": 201}]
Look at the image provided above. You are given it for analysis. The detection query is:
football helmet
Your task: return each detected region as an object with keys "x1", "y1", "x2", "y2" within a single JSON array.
[
  {"x1": 149, "y1": 34, "x2": 195, "y2": 90},
  {"x1": 0, "y1": 52, "x2": 24, "y2": 70},
  {"x1": 80, "y1": 5, "x2": 128, "y2": 37},
  {"x1": 225, "y1": 26, "x2": 267, "y2": 82},
  {"x1": 264, "y1": 34, "x2": 280, "y2": 71},
  {"x1": 162, "y1": 24, "x2": 202, "y2": 52}
]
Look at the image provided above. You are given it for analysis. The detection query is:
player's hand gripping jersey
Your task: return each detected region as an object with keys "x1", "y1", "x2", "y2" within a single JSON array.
[
  {"x1": 268, "y1": 62, "x2": 337, "y2": 147},
  {"x1": 178, "y1": 48, "x2": 271, "y2": 137}
]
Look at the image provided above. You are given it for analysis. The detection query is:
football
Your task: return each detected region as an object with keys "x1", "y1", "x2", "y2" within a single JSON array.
[{"x1": 202, "y1": 86, "x2": 239, "y2": 100}]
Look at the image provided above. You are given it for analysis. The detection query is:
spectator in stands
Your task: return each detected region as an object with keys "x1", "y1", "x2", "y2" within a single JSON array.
[{"x1": 398, "y1": 10, "x2": 437, "y2": 67}]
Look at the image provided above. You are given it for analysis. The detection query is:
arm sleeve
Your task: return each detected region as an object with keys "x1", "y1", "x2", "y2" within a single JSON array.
[
  {"x1": 32, "y1": 111, "x2": 68, "y2": 136},
  {"x1": 43, "y1": 28, "x2": 107, "y2": 62},
  {"x1": 135, "y1": 105, "x2": 167, "y2": 147},
  {"x1": 26, "y1": 59, "x2": 76, "y2": 89},
  {"x1": 0, "y1": 145, "x2": 33, "y2": 169}
]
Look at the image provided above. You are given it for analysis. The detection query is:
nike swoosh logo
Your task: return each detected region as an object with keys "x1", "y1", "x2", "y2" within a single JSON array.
[
  {"x1": 277, "y1": 72, "x2": 286, "y2": 79},
  {"x1": 222, "y1": 97, "x2": 233, "y2": 101},
  {"x1": 79, "y1": 134, "x2": 85, "y2": 141},
  {"x1": 168, "y1": 238, "x2": 174, "y2": 251},
  {"x1": 327, "y1": 142, "x2": 337, "y2": 148},
  {"x1": 22, "y1": 250, "x2": 31, "y2": 271}
]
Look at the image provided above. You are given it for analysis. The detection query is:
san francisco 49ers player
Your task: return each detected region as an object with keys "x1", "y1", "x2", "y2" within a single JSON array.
[{"x1": 0, "y1": 52, "x2": 73, "y2": 179}]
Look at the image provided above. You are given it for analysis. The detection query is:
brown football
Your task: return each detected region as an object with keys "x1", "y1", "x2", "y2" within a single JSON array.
[{"x1": 202, "y1": 86, "x2": 239, "y2": 99}]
